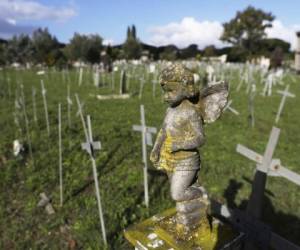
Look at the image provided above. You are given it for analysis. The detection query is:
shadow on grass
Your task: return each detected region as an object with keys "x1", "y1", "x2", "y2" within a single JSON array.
[
  {"x1": 64, "y1": 142, "x2": 123, "y2": 203},
  {"x1": 214, "y1": 177, "x2": 300, "y2": 249}
]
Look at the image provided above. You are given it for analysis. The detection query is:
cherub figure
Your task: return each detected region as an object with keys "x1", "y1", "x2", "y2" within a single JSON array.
[{"x1": 150, "y1": 63, "x2": 228, "y2": 230}]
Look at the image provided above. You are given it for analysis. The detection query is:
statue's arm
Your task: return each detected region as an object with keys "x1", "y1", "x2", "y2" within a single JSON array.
[
  {"x1": 172, "y1": 111, "x2": 205, "y2": 151},
  {"x1": 150, "y1": 127, "x2": 166, "y2": 164}
]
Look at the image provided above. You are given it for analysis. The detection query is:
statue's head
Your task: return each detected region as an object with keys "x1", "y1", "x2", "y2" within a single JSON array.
[{"x1": 159, "y1": 63, "x2": 198, "y2": 107}]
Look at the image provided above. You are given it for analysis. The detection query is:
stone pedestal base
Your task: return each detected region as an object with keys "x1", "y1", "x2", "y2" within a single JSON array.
[{"x1": 124, "y1": 207, "x2": 242, "y2": 250}]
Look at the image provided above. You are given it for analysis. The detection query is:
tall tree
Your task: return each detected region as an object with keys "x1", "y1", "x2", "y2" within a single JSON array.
[
  {"x1": 31, "y1": 28, "x2": 60, "y2": 65},
  {"x1": 64, "y1": 33, "x2": 103, "y2": 64},
  {"x1": 127, "y1": 26, "x2": 131, "y2": 39},
  {"x1": 132, "y1": 25, "x2": 136, "y2": 40},
  {"x1": 5, "y1": 34, "x2": 34, "y2": 64},
  {"x1": 221, "y1": 6, "x2": 274, "y2": 59},
  {"x1": 123, "y1": 25, "x2": 141, "y2": 60},
  {"x1": 0, "y1": 43, "x2": 5, "y2": 65}
]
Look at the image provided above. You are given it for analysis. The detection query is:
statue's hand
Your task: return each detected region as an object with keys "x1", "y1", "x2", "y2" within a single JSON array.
[{"x1": 150, "y1": 148, "x2": 160, "y2": 164}]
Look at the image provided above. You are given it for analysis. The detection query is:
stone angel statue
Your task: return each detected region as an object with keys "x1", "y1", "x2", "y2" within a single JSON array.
[{"x1": 150, "y1": 63, "x2": 228, "y2": 230}]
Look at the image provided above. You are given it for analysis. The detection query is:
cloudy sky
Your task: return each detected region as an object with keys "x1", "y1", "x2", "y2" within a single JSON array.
[{"x1": 1, "y1": 0, "x2": 300, "y2": 49}]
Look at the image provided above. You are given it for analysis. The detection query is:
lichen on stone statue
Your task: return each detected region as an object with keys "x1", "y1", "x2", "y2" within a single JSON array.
[{"x1": 150, "y1": 63, "x2": 229, "y2": 233}]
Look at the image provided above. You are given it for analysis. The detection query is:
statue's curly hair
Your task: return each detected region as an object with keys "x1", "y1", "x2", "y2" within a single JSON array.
[{"x1": 159, "y1": 63, "x2": 198, "y2": 98}]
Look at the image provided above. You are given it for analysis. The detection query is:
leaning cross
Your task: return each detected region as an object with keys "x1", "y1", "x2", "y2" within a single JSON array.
[
  {"x1": 75, "y1": 95, "x2": 85, "y2": 118},
  {"x1": 237, "y1": 127, "x2": 280, "y2": 219},
  {"x1": 133, "y1": 105, "x2": 157, "y2": 208},
  {"x1": 237, "y1": 131, "x2": 300, "y2": 187},
  {"x1": 237, "y1": 127, "x2": 280, "y2": 250},
  {"x1": 275, "y1": 85, "x2": 295, "y2": 124},
  {"x1": 80, "y1": 114, "x2": 107, "y2": 246},
  {"x1": 224, "y1": 99, "x2": 240, "y2": 116}
]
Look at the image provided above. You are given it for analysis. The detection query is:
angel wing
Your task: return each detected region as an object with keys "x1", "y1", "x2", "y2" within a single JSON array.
[{"x1": 195, "y1": 81, "x2": 229, "y2": 124}]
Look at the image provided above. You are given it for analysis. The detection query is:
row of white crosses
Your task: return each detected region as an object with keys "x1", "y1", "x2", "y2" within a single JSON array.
[
  {"x1": 133, "y1": 105, "x2": 157, "y2": 208},
  {"x1": 15, "y1": 82, "x2": 107, "y2": 244}
]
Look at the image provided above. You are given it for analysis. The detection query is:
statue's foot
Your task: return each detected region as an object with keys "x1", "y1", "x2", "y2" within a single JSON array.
[{"x1": 176, "y1": 197, "x2": 209, "y2": 231}]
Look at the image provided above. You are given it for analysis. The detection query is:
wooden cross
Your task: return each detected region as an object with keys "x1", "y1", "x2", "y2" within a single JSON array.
[{"x1": 275, "y1": 85, "x2": 295, "y2": 124}]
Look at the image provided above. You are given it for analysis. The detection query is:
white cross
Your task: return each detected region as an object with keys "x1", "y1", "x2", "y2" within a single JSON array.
[
  {"x1": 67, "y1": 85, "x2": 72, "y2": 128},
  {"x1": 237, "y1": 130, "x2": 300, "y2": 186},
  {"x1": 237, "y1": 126, "x2": 280, "y2": 219},
  {"x1": 41, "y1": 80, "x2": 50, "y2": 136},
  {"x1": 32, "y1": 87, "x2": 38, "y2": 124},
  {"x1": 78, "y1": 67, "x2": 83, "y2": 86},
  {"x1": 94, "y1": 70, "x2": 99, "y2": 87},
  {"x1": 80, "y1": 115, "x2": 107, "y2": 246},
  {"x1": 139, "y1": 77, "x2": 145, "y2": 100},
  {"x1": 206, "y1": 65, "x2": 214, "y2": 83},
  {"x1": 76, "y1": 100, "x2": 85, "y2": 117},
  {"x1": 133, "y1": 105, "x2": 157, "y2": 208},
  {"x1": 237, "y1": 127, "x2": 280, "y2": 174},
  {"x1": 275, "y1": 85, "x2": 295, "y2": 124},
  {"x1": 262, "y1": 74, "x2": 273, "y2": 96},
  {"x1": 224, "y1": 99, "x2": 240, "y2": 115},
  {"x1": 58, "y1": 103, "x2": 63, "y2": 206}
]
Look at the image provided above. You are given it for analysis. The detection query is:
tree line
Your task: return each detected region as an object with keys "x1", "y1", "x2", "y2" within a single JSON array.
[{"x1": 0, "y1": 6, "x2": 293, "y2": 67}]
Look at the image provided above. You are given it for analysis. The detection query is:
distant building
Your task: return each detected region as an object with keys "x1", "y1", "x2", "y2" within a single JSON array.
[
  {"x1": 141, "y1": 50, "x2": 149, "y2": 62},
  {"x1": 295, "y1": 32, "x2": 300, "y2": 73},
  {"x1": 201, "y1": 54, "x2": 227, "y2": 63}
]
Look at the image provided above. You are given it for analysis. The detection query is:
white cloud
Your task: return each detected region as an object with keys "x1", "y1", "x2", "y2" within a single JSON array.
[
  {"x1": 0, "y1": 0, "x2": 77, "y2": 22},
  {"x1": 148, "y1": 17, "x2": 300, "y2": 50},
  {"x1": 103, "y1": 39, "x2": 114, "y2": 46},
  {"x1": 148, "y1": 17, "x2": 225, "y2": 49},
  {"x1": 266, "y1": 20, "x2": 300, "y2": 50},
  {"x1": 0, "y1": 18, "x2": 35, "y2": 39},
  {"x1": 6, "y1": 18, "x2": 17, "y2": 26}
]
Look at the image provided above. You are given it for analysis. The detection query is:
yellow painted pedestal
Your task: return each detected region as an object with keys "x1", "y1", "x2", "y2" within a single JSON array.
[{"x1": 124, "y1": 208, "x2": 241, "y2": 250}]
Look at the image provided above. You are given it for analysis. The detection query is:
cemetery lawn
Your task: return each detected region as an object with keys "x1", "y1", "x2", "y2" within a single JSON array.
[{"x1": 0, "y1": 66, "x2": 300, "y2": 249}]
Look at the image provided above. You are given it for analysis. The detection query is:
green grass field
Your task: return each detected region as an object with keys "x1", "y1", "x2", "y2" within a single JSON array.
[{"x1": 0, "y1": 65, "x2": 299, "y2": 249}]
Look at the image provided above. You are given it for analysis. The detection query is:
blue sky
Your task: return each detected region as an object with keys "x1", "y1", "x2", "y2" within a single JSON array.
[{"x1": 1, "y1": 0, "x2": 300, "y2": 49}]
